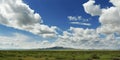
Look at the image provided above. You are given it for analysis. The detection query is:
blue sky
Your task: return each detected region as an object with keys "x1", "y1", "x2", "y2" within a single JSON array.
[
  {"x1": 0, "y1": 0, "x2": 120, "y2": 49},
  {"x1": 24, "y1": 0, "x2": 100, "y2": 29}
]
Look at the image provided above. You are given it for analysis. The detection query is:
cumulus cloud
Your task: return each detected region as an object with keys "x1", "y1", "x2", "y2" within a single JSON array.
[
  {"x1": 98, "y1": 6, "x2": 120, "y2": 34},
  {"x1": 83, "y1": 0, "x2": 102, "y2": 16},
  {"x1": 0, "y1": 0, "x2": 58, "y2": 38},
  {"x1": 1, "y1": 29, "x2": 120, "y2": 49},
  {"x1": 54, "y1": 27, "x2": 120, "y2": 49},
  {"x1": 0, "y1": 33, "x2": 54, "y2": 49},
  {"x1": 83, "y1": 0, "x2": 120, "y2": 34}
]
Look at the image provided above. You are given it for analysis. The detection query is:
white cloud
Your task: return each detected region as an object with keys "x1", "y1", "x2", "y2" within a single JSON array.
[
  {"x1": 0, "y1": 0, "x2": 58, "y2": 38},
  {"x1": 67, "y1": 16, "x2": 89, "y2": 21},
  {"x1": 110, "y1": 0, "x2": 120, "y2": 7},
  {"x1": 83, "y1": 0, "x2": 102, "y2": 16},
  {"x1": 54, "y1": 27, "x2": 120, "y2": 49},
  {"x1": 68, "y1": 16, "x2": 91, "y2": 26},
  {"x1": 99, "y1": 7, "x2": 120, "y2": 25},
  {"x1": 98, "y1": 6, "x2": 120, "y2": 34},
  {"x1": 83, "y1": 0, "x2": 120, "y2": 34},
  {"x1": 0, "y1": 29, "x2": 120, "y2": 49},
  {"x1": 70, "y1": 22, "x2": 91, "y2": 26},
  {"x1": 97, "y1": 24, "x2": 120, "y2": 34},
  {"x1": 0, "y1": 33, "x2": 54, "y2": 49}
]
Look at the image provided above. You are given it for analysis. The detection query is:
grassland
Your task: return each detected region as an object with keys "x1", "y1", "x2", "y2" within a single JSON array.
[{"x1": 0, "y1": 50, "x2": 120, "y2": 60}]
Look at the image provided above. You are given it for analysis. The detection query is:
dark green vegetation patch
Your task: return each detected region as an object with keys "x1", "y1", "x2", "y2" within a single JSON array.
[{"x1": 0, "y1": 50, "x2": 120, "y2": 60}]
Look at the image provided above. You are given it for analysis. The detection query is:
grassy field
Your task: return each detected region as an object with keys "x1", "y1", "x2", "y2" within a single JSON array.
[{"x1": 0, "y1": 50, "x2": 120, "y2": 60}]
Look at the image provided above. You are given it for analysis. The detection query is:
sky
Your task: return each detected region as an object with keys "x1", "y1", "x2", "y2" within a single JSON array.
[{"x1": 0, "y1": 0, "x2": 120, "y2": 49}]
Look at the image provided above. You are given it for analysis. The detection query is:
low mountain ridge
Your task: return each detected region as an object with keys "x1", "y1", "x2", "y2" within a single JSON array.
[{"x1": 44, "y1": 46, "x2": 73, "y2": 50}]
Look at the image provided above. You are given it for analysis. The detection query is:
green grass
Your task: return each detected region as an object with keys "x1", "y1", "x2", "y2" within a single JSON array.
[{"x1": 0, "y1": 50, "x2": 120, "y2": 60}]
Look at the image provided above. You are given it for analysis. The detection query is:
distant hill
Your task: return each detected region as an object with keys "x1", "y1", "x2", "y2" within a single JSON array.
[{"x1": 43, "y1": 46, "x2": 74, "y2": 50}]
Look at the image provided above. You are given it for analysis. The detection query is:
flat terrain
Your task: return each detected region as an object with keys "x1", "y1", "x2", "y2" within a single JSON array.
[{"x1": 0, "y1": 50, "x2": 120, "y2": 60}]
